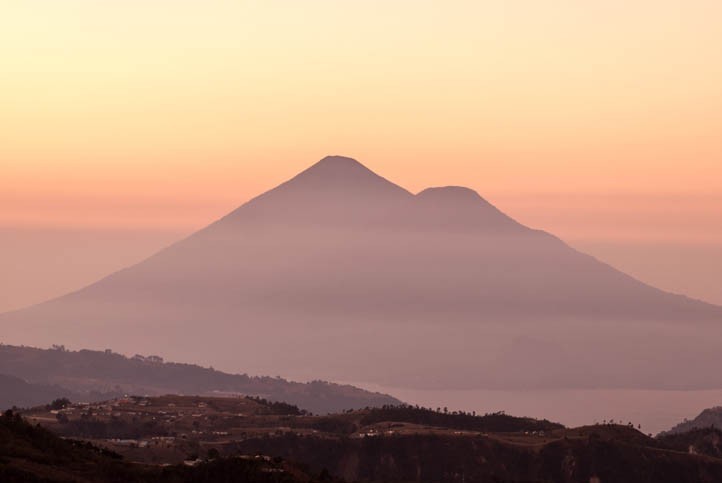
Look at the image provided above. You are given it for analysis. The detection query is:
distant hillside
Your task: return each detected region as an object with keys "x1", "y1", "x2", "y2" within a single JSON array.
[
  {"x1": 663, "y1": 406, "x2": 722, "y2": 435},
  {"x1": 0, "y1": 344, "x2": 400, "y2": 414},
  {"x1": 0, "y1": 374, "x2": 87, "y2": 411}
]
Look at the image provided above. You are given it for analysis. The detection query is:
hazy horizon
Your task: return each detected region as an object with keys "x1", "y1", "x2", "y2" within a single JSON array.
[{"x1": 2, "y1": 188, "x2": 721, "y2": 314}]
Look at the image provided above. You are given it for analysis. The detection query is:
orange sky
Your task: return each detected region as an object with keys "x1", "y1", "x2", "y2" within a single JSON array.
[
  {"x1": 1, "y1": 1, "x2": 721, "y2": 310},
  {"x1": 3, "y1": 1, "x2": 722, "y2": 235}
]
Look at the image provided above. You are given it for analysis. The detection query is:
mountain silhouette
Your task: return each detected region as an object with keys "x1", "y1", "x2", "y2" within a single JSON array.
[{"x1": 2, "y1": 156, "x2": 721, "y2": 389}]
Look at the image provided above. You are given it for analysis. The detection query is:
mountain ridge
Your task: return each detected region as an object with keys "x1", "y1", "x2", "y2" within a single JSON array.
[{"x1": 0, "y1": 344, "x2": 401, "y2": 414}]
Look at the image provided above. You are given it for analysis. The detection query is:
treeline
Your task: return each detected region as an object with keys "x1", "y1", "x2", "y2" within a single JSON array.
[
  {"x1": 359, "y1": 404, "x2": 564, "y2": 432},
  {"x1": 247, "y1": 396, "x2": 307, "y2": 416}
]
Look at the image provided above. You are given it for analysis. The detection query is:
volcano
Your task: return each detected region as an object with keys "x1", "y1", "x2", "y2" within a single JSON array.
[{"x1": 2, "y1": 156, "x2": 721, "y2": 389}]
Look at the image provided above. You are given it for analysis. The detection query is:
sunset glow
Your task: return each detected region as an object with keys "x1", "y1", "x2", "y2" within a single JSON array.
[{"x1": 2, "y1": 1, "x2": 721, "y2": 236}]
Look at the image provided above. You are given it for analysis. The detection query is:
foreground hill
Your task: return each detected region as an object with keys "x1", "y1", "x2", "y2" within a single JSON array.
[
  {"x1": 2, "y1": 156, "x2": 722, "y2": 389},
  {"x1": 0, "y1": 344, "x2": 400, "y2": 414},
  {"x1": 17, "y1": 397, "x2": 722, "y2": 483},
  {"x1": 0, "y1": 409, "x2": 326, "y2": 483},
  {"x1": 658, "y1": 427, "x2": 722, "y2": 459}
]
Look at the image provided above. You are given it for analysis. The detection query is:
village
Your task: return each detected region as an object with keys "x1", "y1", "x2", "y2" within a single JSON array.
[
  {"x1": 21, "y1": 394, "x2": 561, "y2": 465},
  {"x1": 22, "y1": 395, "x2": 316, "y2": 462}
]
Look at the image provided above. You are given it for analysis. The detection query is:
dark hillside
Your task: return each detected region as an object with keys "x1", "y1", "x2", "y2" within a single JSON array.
[
  {"x1": 0, "y1": 410, "x2": 329, "y2": 483},
  {"x1": 0, "y1": 409, "x2": 140, "y2": 482},
  {"x1": 230, "y1": 430, "x2": 722, "y2": 483},
  {"x1": 658, "y1": 427, "x2": 722, "y2": 459}
]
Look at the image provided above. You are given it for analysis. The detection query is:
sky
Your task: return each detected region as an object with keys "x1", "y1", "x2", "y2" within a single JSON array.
[{"x1": 1, "y1": 0, "x2": 721, "y2": 311}]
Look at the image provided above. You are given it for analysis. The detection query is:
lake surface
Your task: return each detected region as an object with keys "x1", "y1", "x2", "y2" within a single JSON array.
[{"x1": 345, "y1": 383, "x2": 722, "y2": 435}]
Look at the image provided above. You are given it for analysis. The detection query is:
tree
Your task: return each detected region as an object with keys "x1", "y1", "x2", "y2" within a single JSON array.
[{"x1": 49, "y1": 398, "x2": 71, "y2": 410}]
